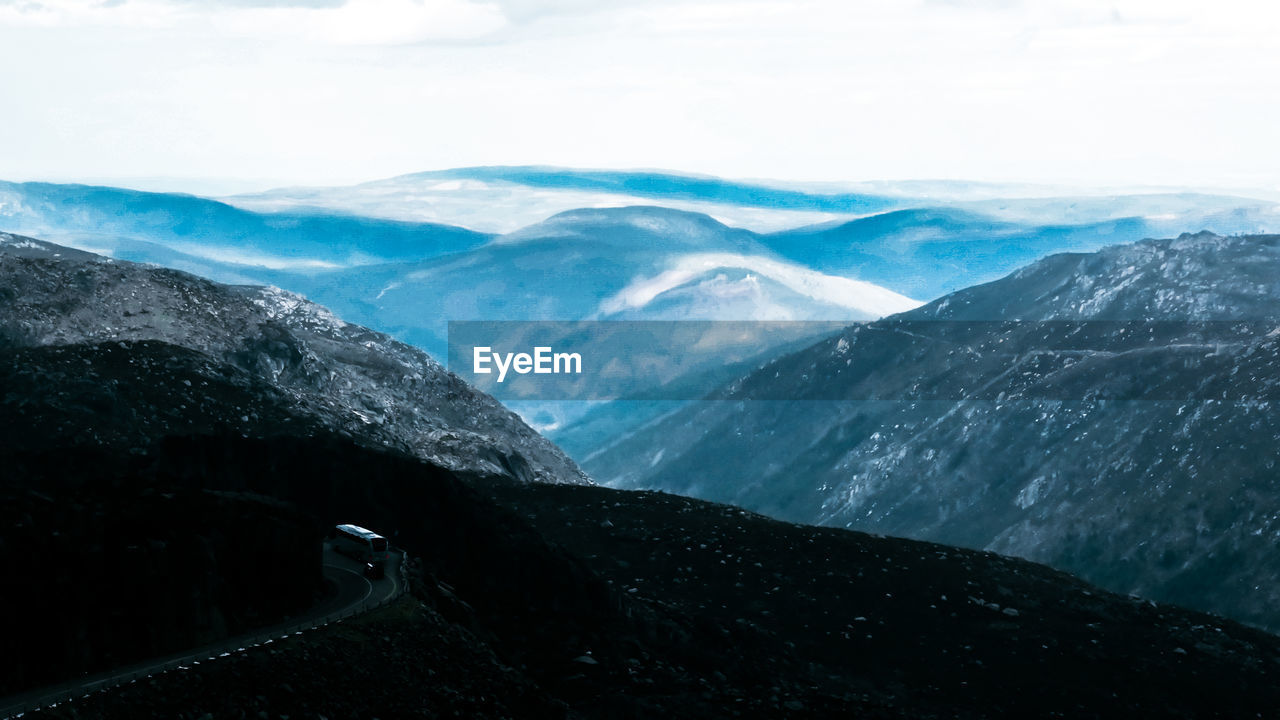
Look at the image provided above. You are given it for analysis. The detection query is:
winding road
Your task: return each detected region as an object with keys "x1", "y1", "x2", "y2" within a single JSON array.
[{"x1": 0, "y1": 543, "x2": 404, "y2": 719}]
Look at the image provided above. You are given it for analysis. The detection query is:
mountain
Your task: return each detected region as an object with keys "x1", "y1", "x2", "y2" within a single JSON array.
[
  {"x1": 224, "y1": 166, "x2": 1280, "y2": 240},
  {"x1": 0, "y1": 231, "x2": 587, "y2": 485},
  {"x1": 418, "y1": 166, "x2": 898, "y2": 212},
  {"x1": 0, "y1": 187, "x2": 924, "y2": 440},
  {"x1": 223, "y1": 166, "x2": 901, "y2": 234},
  {"x1": 267, "y1": 206, "x2": 920, "y2": 436},
  {"x1": 277, "y1": 207, "x2": 919, "y2": 353},
  {"x1": 959, "y1": 191, "x2": 1280, "y2": 227},
  {"x1": 763, "y1": 204, "x2": 1280, "y2": 299},
  {"x1": 9, "y1": 175, "x2": 1277, "y2": 453},
  {"x1": 18, "y1": 171, "x2": 1274, "y2": 246},
  {"x1": 10, "y1": 431, "x2": 1280, "y2": 719},
  {"x1": 0, "y1": 180, "x2": 491, "y2": 269},
  {"x1": 0, "y1": 197, "x2": 921, "y2": 356},
  {"x1": 585, "y1": 232, "x2": 1280, "y2": 633},
  {"x1": 7, "y1": 227, "x2": 1280, "y2": 717}
]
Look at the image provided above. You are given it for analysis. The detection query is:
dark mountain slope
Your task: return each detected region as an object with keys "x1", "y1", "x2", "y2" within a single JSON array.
[
  {"x1": 487, "y1": 482, "x2": 1280, "y2": 719},
  {"x1": 588, "y1": 233, "x2": 1280, "y2": 632},
  {"x1": 0, "y1": 232, "x2": 587, "y2": 484},
  {"x1": 5, "y1": 329, "x2": 1280, "y2": 717},
  {"x1": 16, "y1": 429, "x2": 1280, "y2": 718}
]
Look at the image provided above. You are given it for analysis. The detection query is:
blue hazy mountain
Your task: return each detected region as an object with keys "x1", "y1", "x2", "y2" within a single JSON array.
[
  {"x1": 8, "y1": 176, "x2": 1279, "y2": 358},
  {"x1": 225, "y1": 166, "x2": 903, "y2": 233},
  {"x1": 7, "y1": 175, "x2": 1277, "y2": 359},
  {"x1": 225, "y1": 165, "x2": 1280, "y2": 239},
  {"x1": 25, "y1": 202, "x2": 916, "y2": 438},
  {"x1": 0, "y1": 181, "x2": 492, "y2": 269},
  {"x1": 6, "y1": 172, "x2": 1280, "y2": 461},
  {"x1": 269, "y1": 206, "x2": 920, "y2": 357},
  {"x1": 411, "y1": 166, "x2": 900, "y2": 213},
  {"x1": 763, "y1": 204, "x2": 1279, "y2": 299}
]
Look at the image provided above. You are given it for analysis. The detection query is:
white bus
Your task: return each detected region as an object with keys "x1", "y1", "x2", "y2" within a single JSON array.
[{"x1": 331, "y1": 524, "x2": 389, "y2": 578}]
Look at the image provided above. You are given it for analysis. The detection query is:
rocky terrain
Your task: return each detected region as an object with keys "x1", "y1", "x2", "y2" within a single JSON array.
[
  {"x1": 0, "y1": 231, "x2": 586, "y2": 484},
  {"x1": 11, "y1": 428, "x2": 1280, "y2": 719},
  {"x1": 589, "y1": 232, "x2": 1280, "y2": 633},
  {"x1": 7, "y1": 226, "x2": 1280, "y2": 717},
  {"x1": 1, "y1": 314, "x2": 1278, "y2": 716}
]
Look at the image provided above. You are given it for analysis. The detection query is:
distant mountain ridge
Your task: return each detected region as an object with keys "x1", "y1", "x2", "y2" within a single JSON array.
[
  {"x1": 223, "y1": 165, "x2": 1280, "y2": 238},
  {"x1": 268, "y1": 205, "x2": 921, "y2": 357},
  {"x1": 402, "y1": 166, "x2": 900, "y2": 213},
  {"x1": 0, "y1": 180, "x2": 491, "y2": 269},
  {"x1": 224, "y1": 166, "x2": 900, "y2": 233},
  {"x1": 586, "y1": 232, "x2": 1280, "y2": 632},
  {"x1": 761, "y1": 207, "x2": 1278, "y2": 298},
  {"x1": 6, "y1": 172, "x2": 1278, "y2": 450}
]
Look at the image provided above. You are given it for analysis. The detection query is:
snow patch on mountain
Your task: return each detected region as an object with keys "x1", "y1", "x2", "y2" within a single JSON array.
[
  {"x1": 168, "y1": 243, "x2": 343, "y2": 271},
  {"x1": 599, "y1": 253, "x2": 922, "y2": 319}
]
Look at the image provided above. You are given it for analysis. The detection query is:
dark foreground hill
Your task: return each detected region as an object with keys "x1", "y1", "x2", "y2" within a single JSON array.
[
  {"x1": 8, "y1": 429, "x2": 1280, "y2": 719},
  {"x1": 4, "y1": 336, "x2": 1280, "y2": 720}
]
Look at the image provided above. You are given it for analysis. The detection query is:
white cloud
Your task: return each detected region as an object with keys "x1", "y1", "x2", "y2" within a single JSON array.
[
  {"x1": 0, "y1": 0, "x2": 508, "y2": 42},
  {"x1": 0, "y1": 0, "x2": 1278, "y2": 191},
  {"x1": 219, "y1": 0, "x2": 505, "y2": 44}
]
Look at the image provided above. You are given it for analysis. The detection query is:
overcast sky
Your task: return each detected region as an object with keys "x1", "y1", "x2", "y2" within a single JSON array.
[{"x1": 1, "y1": 0, "x2": 1278, "y2": 193}]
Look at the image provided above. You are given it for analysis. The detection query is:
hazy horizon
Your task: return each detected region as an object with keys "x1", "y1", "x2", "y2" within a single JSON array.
[
  {"x1": 3, "y1": 1, "x2": 1278, "y2": 194},
  {"x1": 8, "y1": 167, "x2": 1280, "y2": 206}
]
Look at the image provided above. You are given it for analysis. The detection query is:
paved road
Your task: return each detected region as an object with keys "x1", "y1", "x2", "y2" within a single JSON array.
[
  {"x1": 0, "y1": 544, "x2": 403, "y2": 718},
  {"x1": 313, "y1": 542, "x2": 403, "y2": 618}
]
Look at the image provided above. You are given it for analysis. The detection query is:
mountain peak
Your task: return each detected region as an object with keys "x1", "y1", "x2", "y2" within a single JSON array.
[
  {"x1": 497, "y1": 205, "x2": 765, "y2": 255},
  {"x1": 913, "y1": 232, "x2": 1280, "y2": 321}
]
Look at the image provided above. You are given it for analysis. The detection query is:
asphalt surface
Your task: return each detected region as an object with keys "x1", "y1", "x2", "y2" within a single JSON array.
[{"x1": 0, "y1": 544, "x2": 402, "y2": 718}]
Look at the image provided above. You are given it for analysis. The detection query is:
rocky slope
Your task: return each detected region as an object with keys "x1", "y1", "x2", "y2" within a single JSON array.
[
  {"x1": 15, "y1": 434, "x2": 1280, "y2": 718},
  {"x1": 0, "y1": 232, "x2": 587, "y2": 484},
  {"x1": 588, "y1": 232, "x2": 1280, "y2": 632}
]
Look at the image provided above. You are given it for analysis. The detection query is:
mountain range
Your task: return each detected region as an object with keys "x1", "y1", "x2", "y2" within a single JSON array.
[
  {"x1": 223, "y1": 166, "x2": 1280, "y2": 237},
  {"x1": 6, "y1": 364, "x2": 1280, "y2": 718},
  {"x1": 588, "y1": 231, "x2": 1280, "y2": 633},
  {"x1": 7, "y1": 173, "x2": 1280, "y2": 714}
]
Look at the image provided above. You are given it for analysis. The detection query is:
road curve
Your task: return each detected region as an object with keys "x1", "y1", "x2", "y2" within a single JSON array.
[{"x1": 0, "y1": 544, "x2": 405, "y2": 719}]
